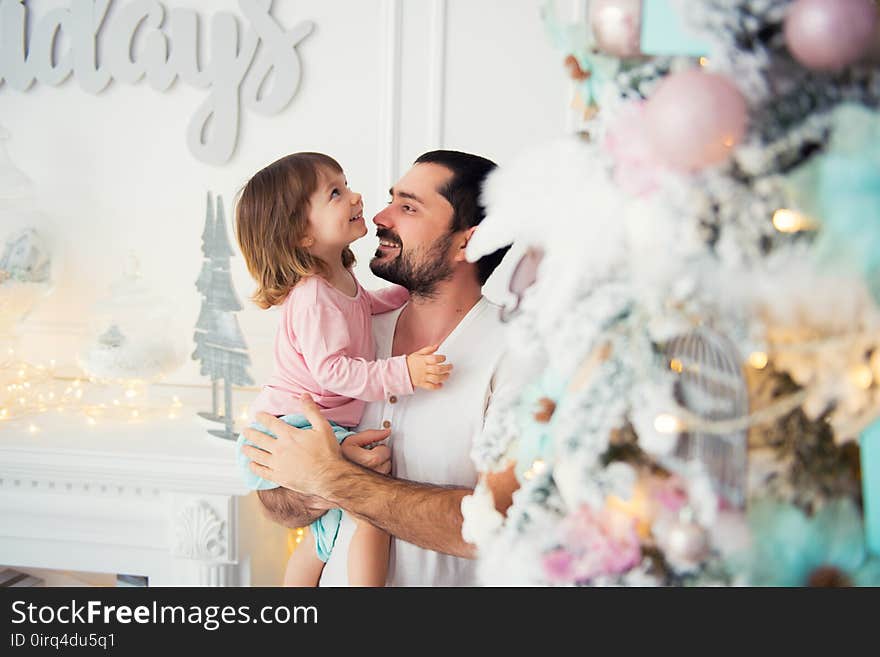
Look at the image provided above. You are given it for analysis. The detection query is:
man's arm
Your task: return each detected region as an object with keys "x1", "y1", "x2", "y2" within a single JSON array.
[
  {"x1": 321, "y1": 459, "x2": 518, "y2": 558},
  {"x1": 241, "y1": 398, "x2": 519, "y2": 558},
  {"x1": 320, "y1": 462, "x2": 475, "y2": 557}
]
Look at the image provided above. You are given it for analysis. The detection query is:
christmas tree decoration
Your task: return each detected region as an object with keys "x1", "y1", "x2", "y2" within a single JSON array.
[
  {"x1": 192, "y1": 192, "x2": 253, "y2": 440},
  {"x1": 0, "y1": 228, "x2": 52, "y2": 339},
  {"x1": 861, "y1": 420, "x2": 880, "y2": 556},
  {"x1": 664, "y1": 327, "x2": 749, "y2": 508},
  {"x1": 78, "y1": 253, "x2": 185, "y2": 382},
  {"x1": 733, "y1": 498, "x2": 880, "y2": 586},
  {"x1": 602, "y1": 100, "x2": 666, "y2": 196},
  {"x1": 461, "y1": 0, "x2": 880, "y2": 587},
  {"x1": 782, "y1": 103, "x2": 880, "y2": 303},
  {"x1": 784, "y1": 0, "x2": 878, "y2": 72},
  {"x1": 643, "y1": 69, "x2": 748, "y2": 171},
  {"x1": 0, "y1": 125, "x2": 51, "y2": 347},
  {"x1": 542, "y1": 1, "x2": 622, "y2": 109},
  {"x1": 639, "y1": 0, "x2": 711, "y2": 57},
  {"x1": 589, "y1": 0, "x2": 643, "y2": 58}
]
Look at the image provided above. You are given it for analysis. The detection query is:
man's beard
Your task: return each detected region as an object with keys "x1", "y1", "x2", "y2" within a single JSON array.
[{"x1": 370, "y1": 231, "x2": 455, "y2": 299}]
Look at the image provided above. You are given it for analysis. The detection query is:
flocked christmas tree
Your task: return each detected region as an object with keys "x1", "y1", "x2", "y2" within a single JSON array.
[
  {"x1": 461, "y1": 0, "x2": 880, "y2": 586},
  {"x1": 193, "y1": 192, "x2": 253, "y2": 440}
]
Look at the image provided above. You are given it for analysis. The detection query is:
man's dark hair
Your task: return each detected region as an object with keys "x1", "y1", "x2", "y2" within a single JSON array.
[{"x1": 414, "y1": 150, "x2": 511, "y2": 285}]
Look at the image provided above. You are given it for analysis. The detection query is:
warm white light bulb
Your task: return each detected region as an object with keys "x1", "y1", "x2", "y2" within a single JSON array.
[
  {"x1": 772, "y1": 209, "x2": 811, "y2": 233},
  {"x1": 748, "y1": 352, "x2": 769, "y2": 369},
  {"x1": 654, "y1": 413, "x2": 684, "y2": 434},
  {"x1": 850, "y1": 364, "x2": 874, "y2": 390}
]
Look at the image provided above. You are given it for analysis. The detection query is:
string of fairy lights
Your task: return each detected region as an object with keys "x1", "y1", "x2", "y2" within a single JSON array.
[
  {"x1": 0, "y1": 345, "x2": 255, "y2": 432},
  {"x1": 1, "y1": 344, "x2": 313, "y2": 554},
  {"x1": 653, "y1": 206, "x2": 880, "y2": 437},
  {"x1": 517, "y1": 208, "x2": 880, "y2": 482}
]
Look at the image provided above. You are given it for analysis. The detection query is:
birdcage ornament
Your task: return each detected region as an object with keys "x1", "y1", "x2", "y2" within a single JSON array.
[{"x1": 663, "y1": 326, "x2": 749, "y2": 508}]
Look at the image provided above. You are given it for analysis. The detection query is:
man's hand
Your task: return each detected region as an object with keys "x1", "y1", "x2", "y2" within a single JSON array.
[
  {"x1": 241, "y1": 394, "x2": 348, "y2": 496},
  {"x1": 251, "y1": 425, "x2": 392, "y2": 529}
]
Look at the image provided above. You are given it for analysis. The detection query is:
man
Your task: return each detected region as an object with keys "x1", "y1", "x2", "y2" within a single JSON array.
[{"x1": 241, "y1": 150, "x2": 520, "y2": 586}]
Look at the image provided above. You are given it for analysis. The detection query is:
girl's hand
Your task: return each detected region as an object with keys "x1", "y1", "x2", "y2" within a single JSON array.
[
  {"x1": 342, "y1": 430, "x2": 392, "y2": 475},
  {"x1": 406, "y1": 344, "x2": 453, "y2": 391}
]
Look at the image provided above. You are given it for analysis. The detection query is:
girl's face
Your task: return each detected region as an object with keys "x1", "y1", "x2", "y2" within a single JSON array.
[{"x1": 304, "y1": 168, "x2": 366, "y2": 251}]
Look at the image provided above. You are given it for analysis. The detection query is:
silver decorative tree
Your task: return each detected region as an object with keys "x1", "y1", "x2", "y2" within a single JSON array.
[{"x1": 192, "y1": 192, "x2": 253, "y2": 440}]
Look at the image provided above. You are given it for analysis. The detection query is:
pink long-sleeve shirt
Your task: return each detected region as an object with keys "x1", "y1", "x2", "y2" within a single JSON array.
[{"x1": 250, "y1": 274, "x2": 413, "y2": 428}]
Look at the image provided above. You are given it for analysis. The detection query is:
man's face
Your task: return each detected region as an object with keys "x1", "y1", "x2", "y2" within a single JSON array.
[{"x1": 370, "y1": 163, "x2": 457, "y2": 298}]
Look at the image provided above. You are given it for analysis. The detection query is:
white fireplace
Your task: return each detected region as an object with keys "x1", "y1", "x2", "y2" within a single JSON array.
[{"x1": 0, "y1": 388, "x2": 289, "y2": 586}]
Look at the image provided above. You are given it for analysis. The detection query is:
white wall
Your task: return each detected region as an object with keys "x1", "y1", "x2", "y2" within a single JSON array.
[{"x1": 3, "y1": 0, "x2": 573, "y2": 386}]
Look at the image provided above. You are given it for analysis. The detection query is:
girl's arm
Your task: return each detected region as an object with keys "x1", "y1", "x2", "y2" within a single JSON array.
[
  {"x1": 365, "y1": 284, "x2": 409, "y2": 315},
  {"x1": 294, "y1": 303, "x2": 414, "y2": 401}
]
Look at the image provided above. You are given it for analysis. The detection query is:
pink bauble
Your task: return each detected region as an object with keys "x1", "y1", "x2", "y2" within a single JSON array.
[
  {"x1": 589, "y1": 0, "x2": 642, "y2": 58},
  {"x1": 785, "y1": 0, "x2": 879, "y2": 71},
  {"x1": 644, "y1": 70, "x2": 748, "y2": 171}
]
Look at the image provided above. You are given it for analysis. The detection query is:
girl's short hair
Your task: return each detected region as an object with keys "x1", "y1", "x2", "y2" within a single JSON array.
[{"x1": 234, "y1": 152, "x2": 356, "y2": 308}]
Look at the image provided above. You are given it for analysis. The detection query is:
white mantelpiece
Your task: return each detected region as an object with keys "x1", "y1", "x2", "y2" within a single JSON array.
[{"x1": 0, "y1": 387, "x2": 288, "y2": 586}]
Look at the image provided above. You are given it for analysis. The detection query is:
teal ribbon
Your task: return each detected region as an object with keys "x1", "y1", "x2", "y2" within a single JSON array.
[
  {"x1": 640, "y1": 0, "x2": 711, "y2": 57},
  {"x1": 541, "y1": 0, "x2": 619, "y2": 106},
  {"x1": 784, "y1": 103, "x2": 880, "y2": 303},
  {"x1": 862, "y1": 420, "x2": 880, "y2": 557},
  {"x1": 514, "y1": 370, "x2": 567, "y2": 483}
]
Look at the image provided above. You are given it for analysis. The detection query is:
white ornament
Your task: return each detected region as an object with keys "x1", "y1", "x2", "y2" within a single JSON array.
[
  {"x1": 664, "y1": 326, "x2": 749, "y2": 508},
  {"x1": 659, "y1": 518, "x2": 710, "y2": 572},
  {"x1": 460, "y1": 481, "x2": 505, "y2": 546}
]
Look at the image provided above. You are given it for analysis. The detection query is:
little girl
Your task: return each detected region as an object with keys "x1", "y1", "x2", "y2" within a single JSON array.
[{"x1": 233, "y1": 152, "x2": 451, "y2": 587}]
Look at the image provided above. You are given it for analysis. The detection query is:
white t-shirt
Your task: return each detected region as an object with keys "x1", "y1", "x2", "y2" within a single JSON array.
[{"x1": 319, "y1": 296, "x2": 511, "y2": 586}]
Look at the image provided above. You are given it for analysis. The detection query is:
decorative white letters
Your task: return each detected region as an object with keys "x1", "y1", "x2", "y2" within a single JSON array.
[{"x1": 0, "y1": 0, "x2": 314, "y2": 165}]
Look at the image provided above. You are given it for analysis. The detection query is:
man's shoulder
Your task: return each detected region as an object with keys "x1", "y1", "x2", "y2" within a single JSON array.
[
  {"x1": 464, "y1": 297, "x2": 509, "y2": 353},
  {"x1": 473, "y1": 297, "x2": 506, "y2": 331}
]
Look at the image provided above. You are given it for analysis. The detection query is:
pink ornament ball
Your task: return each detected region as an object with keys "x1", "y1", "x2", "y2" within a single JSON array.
[
  {"x1": 644, "y1": 70, "x2": 748, "y2": 171},
  {"x1": 589, "y1": 0, "x2": 643, "y2": 58},
  {"x1": 785, "y1": 0, "x2": 879, "y2": 71}
]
